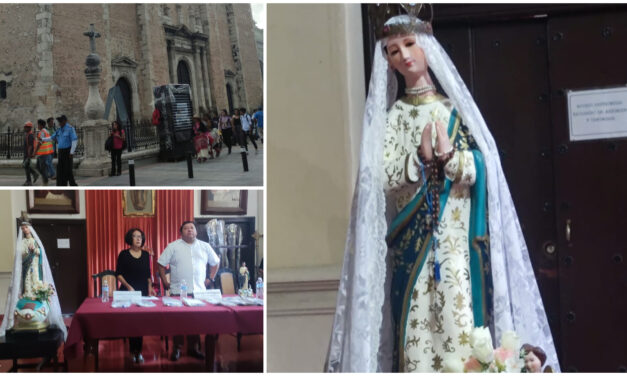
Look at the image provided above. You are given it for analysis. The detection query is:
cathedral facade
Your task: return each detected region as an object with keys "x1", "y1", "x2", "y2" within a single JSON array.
[{"x1": 0, "y1": 3, "x2": 263, "y2": 129}]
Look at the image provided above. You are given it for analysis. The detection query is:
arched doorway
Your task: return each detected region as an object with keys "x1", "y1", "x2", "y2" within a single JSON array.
[
  {"x1": 177, "y1": 60, "x2": 191, "y2": 85},
  {"x1": 114, "y1": 77, "x2": 133, "y2": 125},
  {"x1": 226, "y1": 83, "x2": 234, "y2": 114}
]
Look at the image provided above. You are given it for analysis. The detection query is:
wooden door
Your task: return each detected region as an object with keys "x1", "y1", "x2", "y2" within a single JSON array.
[
  {"x1": 25, "y1": 219, "x2": 88, "y2": 314},
  {"x1": 547, "y1": 10, "x2": 627, "y2": 372},
  {"x1": 363, "y1": 3, "x2": 627, "y2": 371},
  {"x1": 435, "y1": 16, "x2": 561, "y2": 351}
]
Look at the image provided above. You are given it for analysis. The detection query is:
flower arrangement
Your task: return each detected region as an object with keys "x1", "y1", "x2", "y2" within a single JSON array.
[
  {"x1": 443, "y1": 327, "x2": 525, "y2": 373},
  {"x1": 30, "y1": 280, "x2": 56, "y2": 302}
]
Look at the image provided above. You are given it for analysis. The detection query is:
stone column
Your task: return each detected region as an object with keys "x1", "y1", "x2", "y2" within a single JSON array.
[
  {"x1": 77, "y1": 24, "x2": 111, "y2": 177},
  {"x1": 167, "y1": 39, "x2": 176, "y2": 83},
  {"x1": 193, "y1": 43, "x2": 206, "y2": 112},
  {"x1": 200, "y1": 47, "x2": 213, "y2": 110}
]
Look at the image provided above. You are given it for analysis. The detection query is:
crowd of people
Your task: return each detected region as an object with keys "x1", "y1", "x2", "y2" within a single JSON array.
[
  {"x1": 193, "y1": 107, "x2": 263, "y2": 161},
  {"x1": 22, "y1": 115, "x2": 77, "y2": 186},
  {"x1": 20, "y1": 107, "x2": 264, "y2": 185}
]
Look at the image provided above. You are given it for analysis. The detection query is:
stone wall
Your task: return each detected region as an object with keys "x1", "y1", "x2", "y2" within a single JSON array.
[
  {"x1": 233, "y1": 4, "x2": 263, "y2": 111},
  {"x1": 0, "y1": 3, "x2": 262, "y2": 130},
  {"x1": 0, "y1": 4, "x2": 40, "y2": 130}
]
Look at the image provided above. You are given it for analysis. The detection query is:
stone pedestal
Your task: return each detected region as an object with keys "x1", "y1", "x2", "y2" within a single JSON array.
[
  {"x1": 84, "y1": 70, "x2": 105, "y2": 120},
  {"x1": 76, "y1": 119, "x2": 110, "y2": 176}
]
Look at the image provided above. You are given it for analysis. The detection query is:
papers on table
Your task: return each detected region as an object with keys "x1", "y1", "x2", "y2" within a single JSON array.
[
  {"x1": 135, "y1": 300, "x2": 156, "y2": 307},
  {"x1": 111, "y1": 301, "x2": 132, "y2": 308},
  {"x1": 194, "y1": 289, "x2": 223, "y2": 305},
  {"x1": 221, "y1": 296, "x2": 263, "y2": 306},
  {"x1": 162, "y1": 297, "x2": 183, "y2": 307},
  {"x1": 182, "y1": 298, "x2": 206, "y2": 307}
]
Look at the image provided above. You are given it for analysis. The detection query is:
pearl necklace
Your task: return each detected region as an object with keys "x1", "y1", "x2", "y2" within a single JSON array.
[{"x1": 405, "y1": 84, "x2": 436, "y2": 96}]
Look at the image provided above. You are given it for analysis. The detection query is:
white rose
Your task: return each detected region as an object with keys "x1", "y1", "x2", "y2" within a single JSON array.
[
  {"x1": 472, "y1": 337, "x2": 495, "y2": 364},
  {"x1": 500, "y1": 331, "x2": 520, "y2": 352},
  {"x1": 470, "y1": 327, "x2": 493, "y2": 348},
  {"x1": 505, "y1": 354, "x2": 525, "y2": 373},
  {"x1": 442, "y1": 356, "x2": 464, "y2": 373}
]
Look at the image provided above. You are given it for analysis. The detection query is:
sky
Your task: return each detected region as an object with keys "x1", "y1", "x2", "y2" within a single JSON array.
[{"x1": 251, "y1": 3, "x2": 265, "y2": 30}]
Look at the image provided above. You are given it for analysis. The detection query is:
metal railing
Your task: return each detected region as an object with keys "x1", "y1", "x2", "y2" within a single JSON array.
[
  {"x1": 0, "y1": 120, "x2": 159, "y2": 160},
  {"x1": 122, "y1": 119, "x2": 159, "y2": 152},
  {"x1": 0, "y1": 128, "x2": 85, "y2": 160}
]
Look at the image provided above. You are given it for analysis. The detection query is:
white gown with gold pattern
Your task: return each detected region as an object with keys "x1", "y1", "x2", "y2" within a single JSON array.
[{"x1": 384, "y1": 96, "x2": 477, "y2": 372}]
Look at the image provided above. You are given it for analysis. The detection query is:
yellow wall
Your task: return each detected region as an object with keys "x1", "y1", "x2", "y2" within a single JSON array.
[
  {"x1": 0, "y1": 191, "x2": 14, "y2": 272},
  {"x1": 267, "y1": 4, "x2": 364, "y2": 271}
]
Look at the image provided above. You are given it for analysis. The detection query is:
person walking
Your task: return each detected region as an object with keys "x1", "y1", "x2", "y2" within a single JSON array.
[
  {"x1": 219, "y1": 110, "x2": 234, "y2": 155},
  {"x1": 232, "y1": 109, "x2": 244, "y2": 150},
  {"x1": 253, "y1": 108, "x2": 263, "y2": 143},
  {"x1": 240, "y1": 108, "x2": 258, "y2": 153},
  {"x1": 22, "y1": 121, "x2": 39, "y2": 186},
  {"x1": 34, "y1": 119, "x2": 55, "y2": 185},
  {"x1": 109, "y1": 120, "x2": 125, "y2": 176},
  {"x1": 46, "y1": 117, "x2": 58, "y2": 163},
  {"x1": 40, "y1": 115, "x2": 77, "y2": 186}
]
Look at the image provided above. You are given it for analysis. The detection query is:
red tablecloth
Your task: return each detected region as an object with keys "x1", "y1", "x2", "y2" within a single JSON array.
[{"x1": 64, "y1": 297, "x2": 263, "y2": 358}]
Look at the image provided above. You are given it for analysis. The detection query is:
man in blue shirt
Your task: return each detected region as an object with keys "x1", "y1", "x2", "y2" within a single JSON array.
[
  {"x1": 252, "y1": 108, "x2": 263, "y2": 143},
  {"x1": 41, "y1": 115, "x2": 78, "y2": 186},
  {"x1": 240, "y1": 108, "x2": 258, "y2": 153}
]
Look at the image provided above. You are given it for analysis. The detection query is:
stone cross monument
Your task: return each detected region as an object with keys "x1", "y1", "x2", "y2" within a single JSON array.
[
  {"x1": 77, "y1": 23, "x2": 110, "y2": 176},
  {"x1": 83, "y1": 24, "x2": 105, "y2": 119}
]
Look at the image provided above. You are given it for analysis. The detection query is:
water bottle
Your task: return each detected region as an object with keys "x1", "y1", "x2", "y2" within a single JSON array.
[
  {"x1": 180, "y1": 279, "x2": 188, "y2": 299},
  {"x1": 256, "y1": 277, "x2": 263, "y2": 300},
  {"x1": 102, "y1": 280, "x2": 109, "y2": 303}
]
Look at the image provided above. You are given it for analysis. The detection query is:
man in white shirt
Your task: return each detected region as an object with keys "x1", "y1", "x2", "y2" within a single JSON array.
[{"x1": 158, "y1": 221, "x2": 220, "y2": 361}]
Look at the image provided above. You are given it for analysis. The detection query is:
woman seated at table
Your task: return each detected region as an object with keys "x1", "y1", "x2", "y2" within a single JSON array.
[{"x1": 116, "y1": 228, "x2": 155, "y2": 363}]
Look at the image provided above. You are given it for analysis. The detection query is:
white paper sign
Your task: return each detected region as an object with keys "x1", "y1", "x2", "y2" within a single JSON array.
[
  {"x1": 57, "y1": 238, "x2": 70, "y2": 249},
  {"x1": 194, "y1": 289, "x2": 222, "y2": 302},
  {"x1": 113, "y1": 291, "x2": 142, "y2": 303},
  {"x1": 567, "y1": 86, "x2": 627, "y2": 141}
]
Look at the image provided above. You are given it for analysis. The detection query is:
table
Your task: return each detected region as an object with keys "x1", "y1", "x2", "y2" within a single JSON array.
[
  {"x1": 64, "y1": 297, "x2": 262, "y2": 370},
  {"x1": 0, "y1": 326, "x2": 65, "y2": 372}
]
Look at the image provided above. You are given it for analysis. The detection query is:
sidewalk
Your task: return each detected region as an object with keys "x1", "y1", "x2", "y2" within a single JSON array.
[{"x1": 0, "y1": 145, "x2": 263, "y2": 187}]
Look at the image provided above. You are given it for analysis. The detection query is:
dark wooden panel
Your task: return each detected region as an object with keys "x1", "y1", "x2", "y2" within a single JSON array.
[{"x1": 547, "y1": 10, "x2": 627, "y2": 372}]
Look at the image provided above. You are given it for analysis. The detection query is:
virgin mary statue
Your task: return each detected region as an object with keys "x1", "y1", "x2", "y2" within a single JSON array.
[
  {"x1": 0, "y1": 214, "x2": 66, "y2": 339},
  {"x1": 325, "y1": 5, "x2": 558, "y2": 372}
]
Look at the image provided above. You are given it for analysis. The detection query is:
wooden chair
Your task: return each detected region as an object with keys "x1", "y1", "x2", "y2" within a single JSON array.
[
  {"x1": 91, "y1": 270, "x2": 117, "y2": 298},
  {"x1": 88, "y1": 270, "x2": 122, "y2": 370},
  {"x1": 220, "y1": 272, "x2": 236, "y2": 295}
]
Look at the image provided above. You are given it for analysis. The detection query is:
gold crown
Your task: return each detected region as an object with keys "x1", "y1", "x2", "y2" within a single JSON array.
[
  {"x1": 369, "y1": 3, "x2": 433, "y2": 40},
  {"x1": 19, "y1": 211, "x2": 31, "y2": 226}
]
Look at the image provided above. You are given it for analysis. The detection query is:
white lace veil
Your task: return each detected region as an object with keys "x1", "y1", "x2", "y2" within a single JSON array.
[
  {"x1": 325, "y1": 15, "x2": 559, "y2": 372},
  {"x1": 0, "y1": 224, "x2": 67, "y2": 340}
]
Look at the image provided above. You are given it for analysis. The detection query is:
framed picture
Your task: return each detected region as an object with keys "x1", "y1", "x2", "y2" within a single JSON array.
[
  {"x1": 122, "y1": 190, "x2": 156, "y2": 216},
  {"x1": 201, "y1": 190, "x2": 248, "y2": 215},
  {"x1": 26, "y1": 190, "x2": 80, "y2": 214}
]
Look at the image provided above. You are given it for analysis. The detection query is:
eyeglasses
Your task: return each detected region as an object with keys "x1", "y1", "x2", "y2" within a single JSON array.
[{"x1": 132, "y1": 235, "x2": 143, "y2": 239}]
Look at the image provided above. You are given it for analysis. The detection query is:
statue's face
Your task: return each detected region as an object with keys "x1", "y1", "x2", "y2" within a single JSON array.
[
  {"x1": 524, "y1": 351, "x2": 542, "y2": 373},
  {"x1": 385, "y1": 34, "x2": 428, "y2": 80},
  {"x1": 21, "y1": 225, "x2": 31, "y2": 236}
]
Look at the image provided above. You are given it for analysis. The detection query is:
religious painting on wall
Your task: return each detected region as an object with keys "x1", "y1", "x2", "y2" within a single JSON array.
[
  {"x1": 26, "y1": 190, "x2": 80, "y2": 214},
  {"x1": 200, "y1": 190, "x2": 248, "y2": 215},
  {"x1": 122, "y1": 190, "x2": 155, "y2": 216}
]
